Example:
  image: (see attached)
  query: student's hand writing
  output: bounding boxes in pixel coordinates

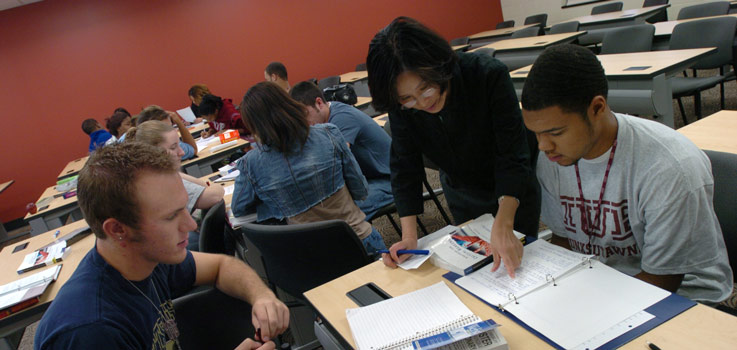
[234,338,275,350]
[202,129,212,138]
[251,296,289,342]
[489,223,523,278]
[381,238,418,268]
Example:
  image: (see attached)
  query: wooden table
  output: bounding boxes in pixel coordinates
[340,71,370,97]
[0,220,94,340]
[373,113,388,127]
[510,48,717,128]
[652,13,737,50]
[467,24,539,46]
[678,110,737,154]
[23,184,83,236]
[56,156,88,181]
[554,4,670,45]
[305,260,737,350]
[471,31,586,70]
[181,138,249,178]
[185,122,208,139]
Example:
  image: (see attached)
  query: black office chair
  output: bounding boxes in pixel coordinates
[199,199,231,254]
[496,20,515,29]
[548,21,580,34]
[643,0,669,23]
[173,287,255,350]
[669,17,737,124]
[355,63,367,71]
[704,150,737,281]
[524,13,547,27]
[677,1,729,19]
[450,36,470,46]
[510,26,541,38]
[474,47,496,57]
[600,24,655,54]
[317,76,341,91]
[591,1,623,15]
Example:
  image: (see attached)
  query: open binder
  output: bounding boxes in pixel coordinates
[444,240,696,350]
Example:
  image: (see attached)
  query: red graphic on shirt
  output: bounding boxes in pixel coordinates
[560,195,633,241]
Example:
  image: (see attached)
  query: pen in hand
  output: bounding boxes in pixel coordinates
[377,249,430,255]
[646,341,661,350]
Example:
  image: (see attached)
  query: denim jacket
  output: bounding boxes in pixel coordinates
[232,124,368,221]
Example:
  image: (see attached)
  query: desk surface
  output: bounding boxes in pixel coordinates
[305,260,737,349]
[468,24,538,40]
[57,156,88,180]
[23,183,79,221]
[185,122,208,136]
[471,31,586,53]
[653,13,737,37]
[355,96,372,108]
[373,113,388,127]
[180,138,249,168]
[340,71,368,83]
[557,4,669,27]
[0,180,13,194]
[510,48,716,80]
[0,220,94,332]
[199,172,235,207]
[678,110,737,154]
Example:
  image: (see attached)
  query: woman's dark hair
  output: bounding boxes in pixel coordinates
[367,16,458,112]
[113,107,131,117]
[240,82,309,155]
[105,111,130,137]
[199,94,224,116]
[521,44,608,118]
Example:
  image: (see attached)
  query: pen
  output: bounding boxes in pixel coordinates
[646,341,661,350]
[377,249,430,255]
[54,230,60,238]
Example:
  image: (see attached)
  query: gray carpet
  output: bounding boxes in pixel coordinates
[14,72,736,350]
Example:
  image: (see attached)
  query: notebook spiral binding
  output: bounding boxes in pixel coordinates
[545,274,557,286]
[373,314,478,350]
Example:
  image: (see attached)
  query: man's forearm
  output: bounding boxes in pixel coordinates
[216,256,276,304]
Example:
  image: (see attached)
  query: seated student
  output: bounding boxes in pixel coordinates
[199,94,249,138]
[105,110,133,141]
[81,118,114,152]
[232,82,387,255]
[290,81,394,220]
[137,105,198,160]
[125,120,225,251]
[187,84,210,123]
[521,44,732,304]
[34,142,288,349]
[264,61,290,92]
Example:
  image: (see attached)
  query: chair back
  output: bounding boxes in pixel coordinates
[670,16,737,69]
[524,13,548,27]
[199,200,228,254]
[355,63,367,71]
[450,36,470,46]
[318,76,341,91]
[592,1,623,15]
[677,1,729,20]
[511,26,541,38]
[240,220,373,302]
[704,150,737,280]
[549,21,580,34]
[601,24,655,54]
[643,0,669,23]
[496,20,515,29]
[475,47,496,57]
[174,287,255,350]
[643,0,667,6]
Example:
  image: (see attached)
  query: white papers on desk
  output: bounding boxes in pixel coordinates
[223,184,235,196]
[215,170,240,182]
[195,135,219,150]
[456,240,670,349]
[176,106,196,123]
[0,265,62,310]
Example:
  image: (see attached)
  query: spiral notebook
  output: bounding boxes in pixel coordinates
[346,281,492,350]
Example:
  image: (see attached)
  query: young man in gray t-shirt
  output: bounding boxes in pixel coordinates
[519,44,732,305]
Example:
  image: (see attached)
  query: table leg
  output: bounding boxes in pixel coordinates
[183,164,204,178]
[28,217,49,236]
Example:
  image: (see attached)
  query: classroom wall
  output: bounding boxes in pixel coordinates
[500,0,705,26]
[0,0,503,223]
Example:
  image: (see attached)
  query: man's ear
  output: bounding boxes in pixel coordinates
[589,95,608,119]
[101,218,129,243]
[315,97,326,109]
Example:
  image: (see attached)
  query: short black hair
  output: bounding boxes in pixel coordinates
[265,61,288,80]
[367,16,458,113]
[289,81,324,107]
[113,107,131,117]
[521,44,608,117]
[198,94,224,116]
[81,118,99,135]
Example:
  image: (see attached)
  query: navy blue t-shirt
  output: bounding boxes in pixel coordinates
[328,102,391,179]
[34,247,196,350]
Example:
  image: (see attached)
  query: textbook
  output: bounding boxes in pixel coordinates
[448,240,694,350]
[401,214,525,275]
[0,265,62,318]
[17,242,70,274]
[346,282,507,350]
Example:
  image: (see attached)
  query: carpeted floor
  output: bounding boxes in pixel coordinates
[14,72,737,349]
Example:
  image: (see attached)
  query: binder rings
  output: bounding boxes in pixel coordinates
[444,240,696,350]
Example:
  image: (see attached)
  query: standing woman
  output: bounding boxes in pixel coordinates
[367,17,540,276]
[231,82,387,255]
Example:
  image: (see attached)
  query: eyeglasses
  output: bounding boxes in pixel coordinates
[401,87,437,109]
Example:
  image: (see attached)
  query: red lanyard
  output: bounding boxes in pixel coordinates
[574,139,617,249]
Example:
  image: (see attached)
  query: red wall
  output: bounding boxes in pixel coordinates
[0,0,502,223]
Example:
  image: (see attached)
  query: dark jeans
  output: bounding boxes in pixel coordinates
[439,171,541,238]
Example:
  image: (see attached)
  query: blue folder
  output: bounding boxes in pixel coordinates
[444,271,696,350]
